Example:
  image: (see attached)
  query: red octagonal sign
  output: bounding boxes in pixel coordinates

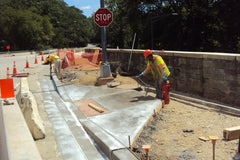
[94,8,113,27]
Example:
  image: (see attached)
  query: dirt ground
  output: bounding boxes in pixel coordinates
[60,66,240,160]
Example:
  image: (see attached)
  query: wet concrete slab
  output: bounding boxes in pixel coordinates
[87,100,162,147]
[52,75,162,149]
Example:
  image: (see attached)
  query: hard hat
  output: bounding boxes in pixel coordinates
[144,49,152,59]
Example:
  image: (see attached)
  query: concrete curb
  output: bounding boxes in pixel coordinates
[0,98,42,160]
[81,119,139,160]
[0,100,9,160]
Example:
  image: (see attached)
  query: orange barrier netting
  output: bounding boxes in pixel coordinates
[57,48,102,70]
[0,78,15,99]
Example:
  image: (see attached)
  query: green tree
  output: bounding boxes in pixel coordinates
[216,0,240,52]
[0,7,54,50]
[0,0,93,51]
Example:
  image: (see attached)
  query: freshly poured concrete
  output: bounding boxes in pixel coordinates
[40,78,105,160]
[52,75,162,159]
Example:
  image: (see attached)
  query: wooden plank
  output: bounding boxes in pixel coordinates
[223,126,240,140]
[88,103,104,113]
[198,136,210,141]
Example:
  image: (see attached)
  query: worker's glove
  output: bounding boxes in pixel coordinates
[138,73,143,78]
[163,77,168,82]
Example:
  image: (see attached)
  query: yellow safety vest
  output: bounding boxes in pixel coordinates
[146,55,170,79]
[44,55,60,63]
[50,55,59,62]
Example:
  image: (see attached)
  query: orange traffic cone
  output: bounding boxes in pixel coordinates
[13,61,17,76]
[26,57,29,68]
[41,55,44,61]
[7,67,10,78]
[34,55,38,64]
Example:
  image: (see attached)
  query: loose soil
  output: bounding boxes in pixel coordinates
[60,66,240,160]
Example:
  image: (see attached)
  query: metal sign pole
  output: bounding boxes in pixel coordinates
[101,27,107,63]
[99,0,111,77]
[100,0,106,61]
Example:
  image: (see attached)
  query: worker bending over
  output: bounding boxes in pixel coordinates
[138,49,170,99]
[44,55,60,64]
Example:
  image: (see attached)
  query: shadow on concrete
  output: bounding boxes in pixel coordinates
[130,96,155,102]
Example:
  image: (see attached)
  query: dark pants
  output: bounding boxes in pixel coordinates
[156,78,163,99]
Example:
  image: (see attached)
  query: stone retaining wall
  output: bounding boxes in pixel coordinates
[106,49,240,108]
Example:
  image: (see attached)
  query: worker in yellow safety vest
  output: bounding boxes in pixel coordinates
[138,49,170,99]
[44,55,60,64]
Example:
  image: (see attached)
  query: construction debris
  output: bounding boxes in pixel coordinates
[3,99,14,105]
[198,136,210,141]
[12,73,29,77]
[95,77,114,86]
[183,129,194,133]
[107,80,120,88]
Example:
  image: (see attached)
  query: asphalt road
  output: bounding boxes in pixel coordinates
[0,52,41,86]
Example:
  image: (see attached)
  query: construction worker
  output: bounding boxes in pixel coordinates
[44,55,59,64]
[138,49,170,99]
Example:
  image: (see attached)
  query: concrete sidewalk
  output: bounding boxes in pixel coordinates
[51,75,162,159]
[36,62,163,159]
[36,64,139,159]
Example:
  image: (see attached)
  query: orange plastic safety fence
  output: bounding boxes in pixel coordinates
[57,48,102,70]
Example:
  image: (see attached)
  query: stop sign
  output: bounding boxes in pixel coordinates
[94,8,113,27]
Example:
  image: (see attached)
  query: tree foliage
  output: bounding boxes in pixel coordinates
[104,0,240,53]
[0,0,92,51]
[1,0,240,53]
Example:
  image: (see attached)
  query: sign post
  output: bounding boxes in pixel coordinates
[95,0,113,77]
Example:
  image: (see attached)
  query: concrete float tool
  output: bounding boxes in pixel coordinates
[135,77,150,96]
